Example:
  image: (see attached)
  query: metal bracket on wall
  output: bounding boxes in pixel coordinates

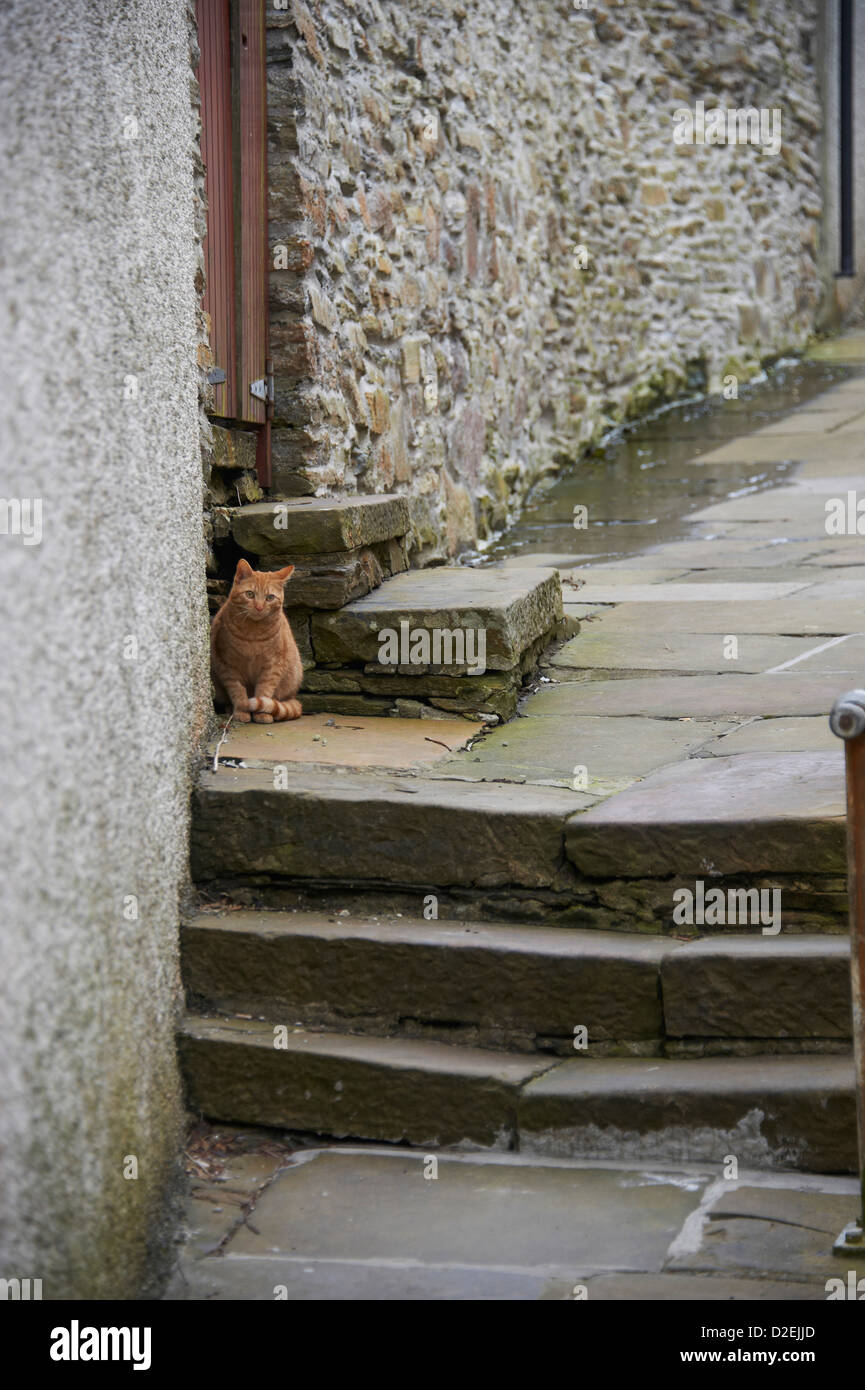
[249,367,273,405]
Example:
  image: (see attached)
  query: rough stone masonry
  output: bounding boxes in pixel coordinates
[265,0,823,560]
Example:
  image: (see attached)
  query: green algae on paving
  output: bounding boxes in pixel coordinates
[806,331,865,362]
[427,713,736,788]
[528,672,851,719]
[570,580,809,604]
[564,598,864,633]
[548,631,853,675]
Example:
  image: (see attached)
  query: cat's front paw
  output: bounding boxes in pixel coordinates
[252,712,273,723]
[233,708,251,723]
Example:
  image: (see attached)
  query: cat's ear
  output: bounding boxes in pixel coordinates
[235,558,254,580]
[274,565,295,584]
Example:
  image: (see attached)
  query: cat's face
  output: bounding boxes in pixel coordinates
[230,558,294,621]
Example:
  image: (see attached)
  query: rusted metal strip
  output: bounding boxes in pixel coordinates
[197,0,236,418]
[237,0,268,433]
[830,689,865,1256]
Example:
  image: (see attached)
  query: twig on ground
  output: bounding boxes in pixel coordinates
[212,714,235,774]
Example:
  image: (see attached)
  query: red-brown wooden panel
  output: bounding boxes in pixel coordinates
[198,0,236,418]
[237,0,268,429]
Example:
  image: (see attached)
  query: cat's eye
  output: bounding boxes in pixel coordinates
[244,589,255,597]
[266,594,277,601]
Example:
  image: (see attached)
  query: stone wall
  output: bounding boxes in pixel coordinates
[0,0,211,1298]
[266,0,823,560]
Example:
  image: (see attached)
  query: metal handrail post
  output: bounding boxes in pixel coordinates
[830,689,865,1256]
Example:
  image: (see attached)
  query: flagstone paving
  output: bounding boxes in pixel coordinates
[166,1128,861,1301]
[183,349,865,1296]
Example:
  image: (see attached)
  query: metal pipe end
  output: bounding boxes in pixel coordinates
[830,689,865,740]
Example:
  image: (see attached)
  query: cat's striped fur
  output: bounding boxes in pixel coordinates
[211,558,303,724]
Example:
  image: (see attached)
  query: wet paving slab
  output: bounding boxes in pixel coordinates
[483,357,858,567]
[166,1127,859,1301]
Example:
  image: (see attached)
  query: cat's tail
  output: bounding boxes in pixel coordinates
[247,695,302,721]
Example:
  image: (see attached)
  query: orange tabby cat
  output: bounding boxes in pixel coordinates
[211,558,303,723]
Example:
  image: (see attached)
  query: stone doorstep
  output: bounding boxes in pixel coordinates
[210,424,258,473]
[229,495,411,557]
[177,1018,856,1171]
[257,536,409,610]
[182,913,853,1047]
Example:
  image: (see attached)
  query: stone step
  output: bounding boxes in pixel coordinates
[182,912,853,1052]
[310,566,562,671]
[191,762,848,930]
[297,565,565,719]
[661,935,851,1044]
[191,768,586,895]
[178,1016,856,1171]
[181,912,670,1052]
[178,1015,549,1148]
[518,1055,856,1174]
[565,751,846,878]
[223,496,412,610]
[229,495,410,558]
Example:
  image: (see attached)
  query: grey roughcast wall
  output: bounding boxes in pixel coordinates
[0,0,210,1297]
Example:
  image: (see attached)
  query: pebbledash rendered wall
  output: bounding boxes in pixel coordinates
[266,0,824,559]
[0,1,210,1297]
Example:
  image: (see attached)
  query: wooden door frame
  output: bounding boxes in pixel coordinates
[198,0,271,485]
